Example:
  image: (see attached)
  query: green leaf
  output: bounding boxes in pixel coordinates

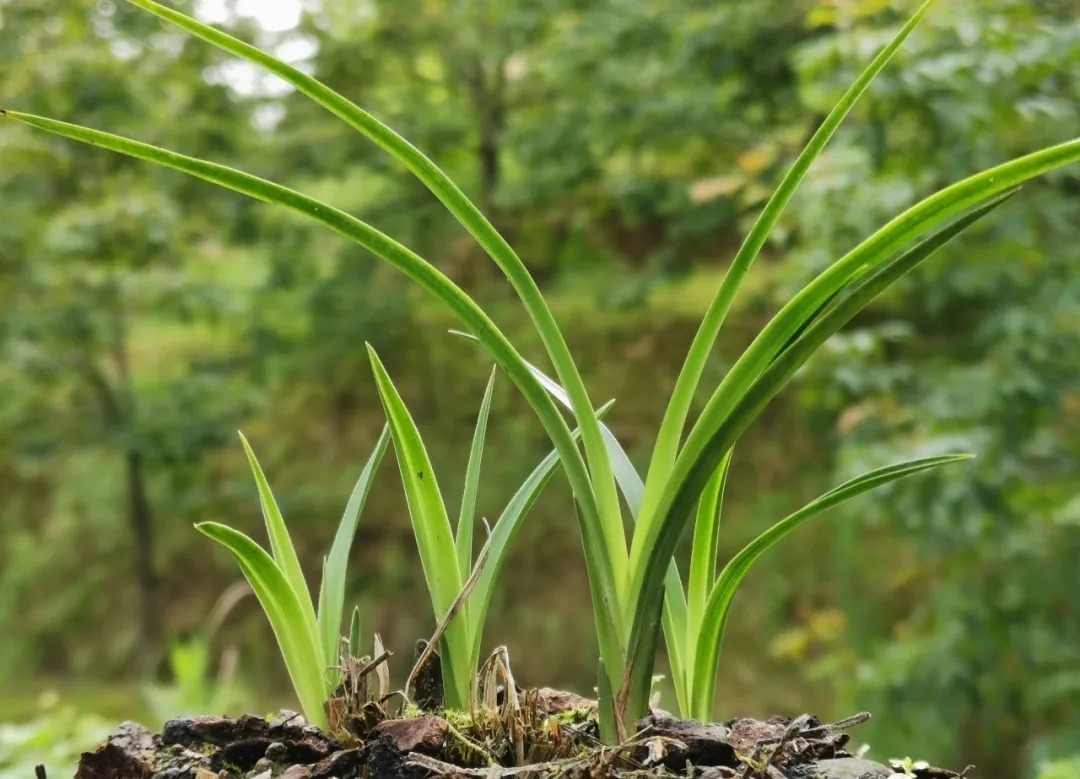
[640,0,938,519]
[120,0,626,627]
[689,191,1019,513]
[661,559,690,717]
[0,108,626,685]
[366,345,470,709]
[317,562,330,676]
[237,433,317,631]
[686,453,731,658]
[680,160,1071,506]
[625,184,1051,719]
[688,454,973,719]
[318,426,390,670]
[456,369,496,582]
[449,337,628,678]
[599,414,692,717]
[630,150,1078,647]
[503,347,702,716]
[466,443,565,680]
[195,522,326,728]
[0,111,594,534]
[349,606,361,658]
[466,398,615,669]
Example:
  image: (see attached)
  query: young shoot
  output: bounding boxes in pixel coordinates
[366,347,606,710]
[193,429,388,729]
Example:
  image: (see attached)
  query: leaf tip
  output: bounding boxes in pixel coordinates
[447,328,478,343]
[236,430,256,458]
[365,344,387,375]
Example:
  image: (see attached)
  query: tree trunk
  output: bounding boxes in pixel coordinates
[125,445,159,656]
[467,58,507,219]
[105,273,160,660]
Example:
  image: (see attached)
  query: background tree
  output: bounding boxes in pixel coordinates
[779,0,1080,772]
[0,0,257,666]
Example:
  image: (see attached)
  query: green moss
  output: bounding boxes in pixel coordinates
[401,703,425,719]
[442,717,495,767]
[550,707,593,725]
[441,707,475,730]
[218,759,244,776]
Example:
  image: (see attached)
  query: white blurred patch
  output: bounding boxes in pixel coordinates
[197,0,301,33]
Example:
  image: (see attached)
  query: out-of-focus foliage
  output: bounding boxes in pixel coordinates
[0,0,1076,774]
[0,694,110,779]
[141,582,251,724]
[141,635,247,725]
[781,0,1080,773]
[0,0,259,672]
[1035,755,1080,779]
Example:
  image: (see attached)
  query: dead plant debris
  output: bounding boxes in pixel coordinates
[71,640,969,779]
[73,702,970,779]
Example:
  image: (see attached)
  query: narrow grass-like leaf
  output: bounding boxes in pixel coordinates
[596,422,695,717]
[661,561,690,716]
[625,187,1040,716]
[686,191,1020,512]
[0,109,626,683]
[666,189,1008,716]
[639,158,1076,602]
[466,399,614,670]
[456,369,496,582]
[318,426,390,669]
[237,433,317,627]
[118,0,626,603]
[349,607,361,658]
[317,562,331,682]
[601,425,642,520]
[467,445,563,672]
[678,150,1076,507]
[450,334,629,672]
[686,453,731,654]
[195,522,326,727]
[366,345,471,708]
[497,345,704,718]
[0,111,594,528]
[688,454,972,719]
[641,0,937,517]
[634,3,956,572]
[499,345,699,715]
[601,419,691,717]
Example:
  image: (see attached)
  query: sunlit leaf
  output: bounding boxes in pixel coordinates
[195,522,326,727]
[318,426,390,670]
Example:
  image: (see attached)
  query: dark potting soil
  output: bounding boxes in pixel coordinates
[63,702,973,779]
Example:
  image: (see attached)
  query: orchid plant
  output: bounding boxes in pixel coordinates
[5,0,1079,741]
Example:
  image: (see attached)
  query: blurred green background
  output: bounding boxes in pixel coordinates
[1,0,1078,777]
